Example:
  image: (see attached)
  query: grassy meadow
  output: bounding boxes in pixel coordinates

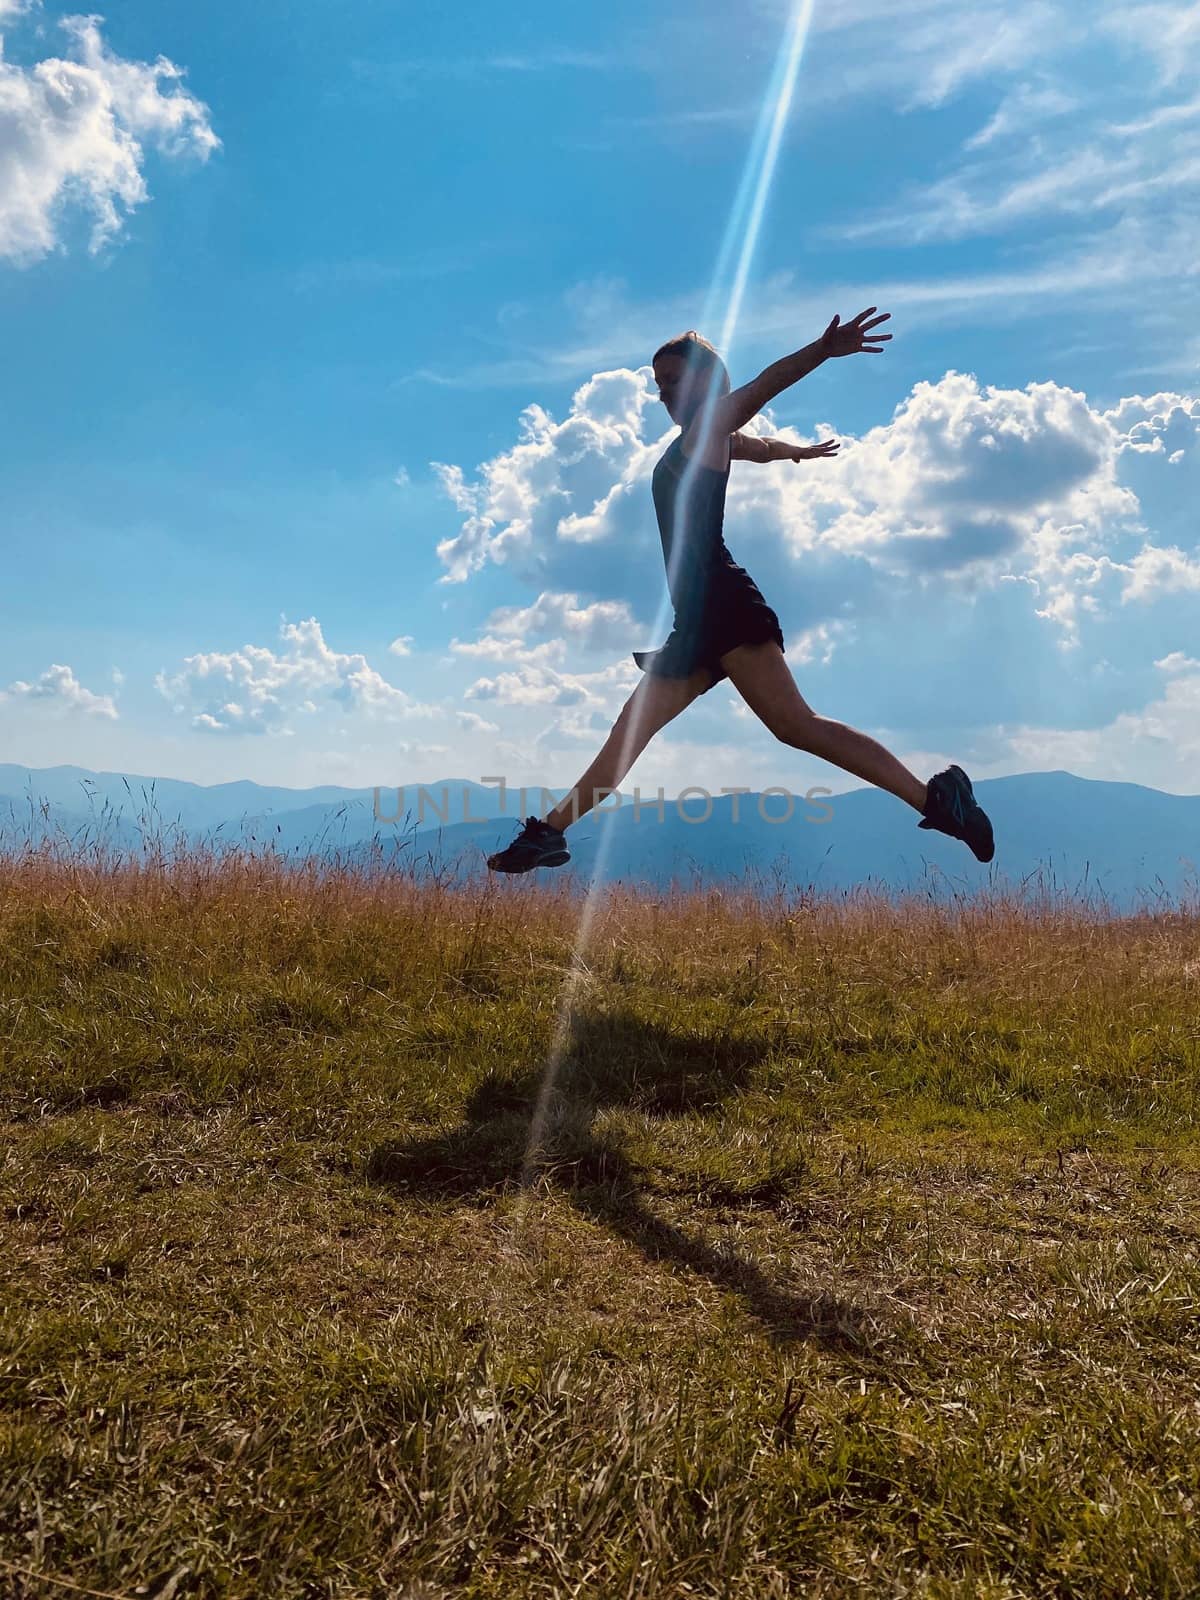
[2,839,1199,1598]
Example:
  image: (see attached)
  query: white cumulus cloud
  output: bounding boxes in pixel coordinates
[462,654,640,757]
[1120,545,1200,601]
[447,585,643,679]
[1105,392,1200,455]
[2,661,118,717]
[434,368,1147,656]
[465,665,592,709]
[433,367,659,585]
[0,13,218,265]
[155,617,442,736]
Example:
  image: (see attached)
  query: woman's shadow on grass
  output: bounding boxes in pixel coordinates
[365,1008,877,1351]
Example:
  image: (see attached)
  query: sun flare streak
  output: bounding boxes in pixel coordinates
[513,0,817,1229]
[711,0,816,352]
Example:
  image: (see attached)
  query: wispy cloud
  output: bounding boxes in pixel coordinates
[815,0,1200,251]
[1109,95,1200,137]
[348,47,626,96]
[482,49,616,73]
[759,0,1199,111]
[749,0,1076,111]
[579,104,758,147]
[292,237,521,293]
[1099,2,1200,85]
[964,81,1078,150]
[397,212,1198,392]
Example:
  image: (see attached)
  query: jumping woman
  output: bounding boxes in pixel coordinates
[487,308,994,872]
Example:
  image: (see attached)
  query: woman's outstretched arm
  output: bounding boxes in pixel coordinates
[713,307,891,436]
[730,433,840,464]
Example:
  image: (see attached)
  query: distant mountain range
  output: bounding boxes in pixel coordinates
[2,762,1197,911]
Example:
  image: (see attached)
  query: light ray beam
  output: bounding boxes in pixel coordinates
[512,0,819,1231]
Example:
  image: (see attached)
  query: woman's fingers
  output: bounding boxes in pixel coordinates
[840,307,893,326]
[825,307,892,352]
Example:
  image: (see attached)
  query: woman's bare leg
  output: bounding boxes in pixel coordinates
[544,666,715,833]
[721,640,927,812]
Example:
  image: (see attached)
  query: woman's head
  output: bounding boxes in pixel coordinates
[652,331,730,426]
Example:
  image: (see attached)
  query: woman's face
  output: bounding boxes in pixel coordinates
[653,353,708,426]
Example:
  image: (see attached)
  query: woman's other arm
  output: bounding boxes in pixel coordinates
[730,433,840,464]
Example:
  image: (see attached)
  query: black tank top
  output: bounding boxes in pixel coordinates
[650,435,735,620]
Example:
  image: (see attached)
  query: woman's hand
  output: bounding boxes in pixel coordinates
[818,307,892,358]
[788,439,840,461]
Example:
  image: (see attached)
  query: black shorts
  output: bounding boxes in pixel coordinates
[633,568,785,694]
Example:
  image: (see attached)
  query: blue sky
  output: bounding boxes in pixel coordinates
[1,0,1197,796]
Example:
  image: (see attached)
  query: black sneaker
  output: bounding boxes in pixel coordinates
[487,816,571,873]
[918,764,995,863]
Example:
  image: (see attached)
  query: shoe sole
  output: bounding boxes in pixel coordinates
[487,851,571,872]
[967,826,995,864]
[966,832,998,870]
